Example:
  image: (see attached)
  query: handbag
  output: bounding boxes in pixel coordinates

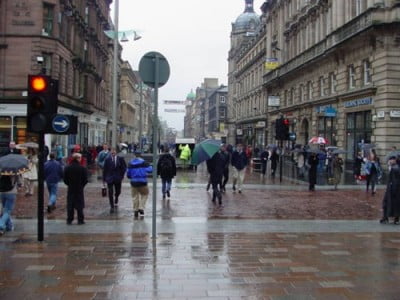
[101,185,107,197]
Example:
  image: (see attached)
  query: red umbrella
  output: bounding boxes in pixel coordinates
[308,136,329,145]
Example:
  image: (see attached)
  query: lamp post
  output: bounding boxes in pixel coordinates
[139,82,143,151]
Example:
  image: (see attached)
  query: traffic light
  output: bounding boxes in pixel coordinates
[27,75,58,132]
[275,117,290,140]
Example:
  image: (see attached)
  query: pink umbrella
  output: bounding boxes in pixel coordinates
[308,136,329,145]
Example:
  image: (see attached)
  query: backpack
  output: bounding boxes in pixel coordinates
[0,175,14,192]
[160,156,173,176]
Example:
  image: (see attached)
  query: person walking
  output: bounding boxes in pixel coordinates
[0,174,21,235]
[127,151,153,218]
[231,143,248,193]
[44,153,63,213]
[270,149,279,177]
[55,143,64,163]
[380,156,400,224]
[220,144,231,193]
[97,143,109,169]
[23,148,38,196]
[103,148,127,213]
[157,147,176,200]
[308,152,319,191]
[179,144,191,169]
[63,153,88,225]
[331,154,344,190]
[260,146,270,176]
[365,150,382,195]
[206,150,226,204]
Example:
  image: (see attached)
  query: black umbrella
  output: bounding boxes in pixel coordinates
[306,149,325,155]
[332,149,348,155]
[0,154,29,175]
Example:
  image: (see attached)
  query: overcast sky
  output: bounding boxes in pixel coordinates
[113,0,265,132]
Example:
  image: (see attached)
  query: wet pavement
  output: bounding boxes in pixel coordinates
[1,164,399,299]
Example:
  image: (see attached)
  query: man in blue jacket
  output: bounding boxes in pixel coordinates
[126,151,153,218]
[231,143,248,193]
[44,153,63,213]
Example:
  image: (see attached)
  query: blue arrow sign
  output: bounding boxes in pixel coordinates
[52,115,70,133]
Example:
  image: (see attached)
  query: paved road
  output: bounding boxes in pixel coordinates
[1,164,399,299]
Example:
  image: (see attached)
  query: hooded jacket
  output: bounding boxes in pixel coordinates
[126,157,153,187]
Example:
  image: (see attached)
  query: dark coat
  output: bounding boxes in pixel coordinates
[157,153,176,179]
[63,160,88,208]
[231,151,248,170]
[260,150,269,165]
[308,155,319,185]
[2,148,21,156]
[207,152,226,184]
[270,151,279,170]
[387,165,400,217]
[44,159,63,184]
[102,155,127,184]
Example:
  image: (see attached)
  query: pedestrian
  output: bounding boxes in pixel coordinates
[380,156,400,224]
[220,144,231,193]
[307,152,319,191]
[0,174,21,235]
[331,154,343,190]
[55,143,64,163]
[67,145,87,167]
[23,148,38,196]
[1,141,21,156]
[44,153,63,213]
[270,148,279,177]
[97,143,109,170]
[103,147,127,213]
[127,151,153,218]
[365,150,382,195]
[179,144,191,169]
[63,153,88,225]
[157,147,176,200]
[296,149,306,178]
[206,150,226,204]
[353,151,364,181]
[260,146,270,176]
[231,143,248,193]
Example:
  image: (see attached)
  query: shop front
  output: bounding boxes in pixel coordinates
[315,105,338,147]
[0,103,38,152]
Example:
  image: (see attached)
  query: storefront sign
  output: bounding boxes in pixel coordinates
[324,107,337,117]
[265,58,279,70]
[344,97,373,108]
[256,121,266,128]
[377,111,385,118]
[390,110,400,118]
[268,96,280,107]
[0,104,26,115]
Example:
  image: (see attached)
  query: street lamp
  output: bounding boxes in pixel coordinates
[106,0,142,148]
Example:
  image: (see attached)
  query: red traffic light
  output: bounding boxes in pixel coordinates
[29,75,48,93]
[283,118,289,126]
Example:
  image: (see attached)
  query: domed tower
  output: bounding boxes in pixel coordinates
[231,0,260,49]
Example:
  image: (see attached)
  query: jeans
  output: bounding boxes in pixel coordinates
[0,193,16,231]
[161,178,172,195]
[46,182,58,206]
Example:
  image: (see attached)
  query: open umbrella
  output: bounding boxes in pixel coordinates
[0,154,29,175]
[17,142,39,149]
[306,149,326,155]
[385,151,400,162]
[332,149,348,155]
[191,139,221,165]
[308,136,329,145]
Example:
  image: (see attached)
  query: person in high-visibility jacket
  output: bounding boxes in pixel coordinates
[179,144,191,166]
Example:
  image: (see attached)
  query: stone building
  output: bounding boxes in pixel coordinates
[262,0,400,170]
[183,90,196,138]
[227,0,268,148]
[207,85,228,141]
[0,0,112,152]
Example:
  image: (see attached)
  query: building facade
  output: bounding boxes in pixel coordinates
[207,85,228,141]
[0,0,112,153]
[262,0,400,170]
[227,0,268,148]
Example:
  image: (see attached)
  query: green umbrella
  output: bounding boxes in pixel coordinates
[191,139,221,165]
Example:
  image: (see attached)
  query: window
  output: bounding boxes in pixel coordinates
[299,84,304,103]
[42,53,52,76]
[348,65,356,89]
[43,3,54,36]
[319,76,325,97]
[329,73,336,94]
[307,81,313,100]
[363,59,372,85]
[220,96,226,103]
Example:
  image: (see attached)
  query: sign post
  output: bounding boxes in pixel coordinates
[139,52,170,240]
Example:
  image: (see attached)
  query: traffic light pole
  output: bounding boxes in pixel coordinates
[37,132,45,241]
